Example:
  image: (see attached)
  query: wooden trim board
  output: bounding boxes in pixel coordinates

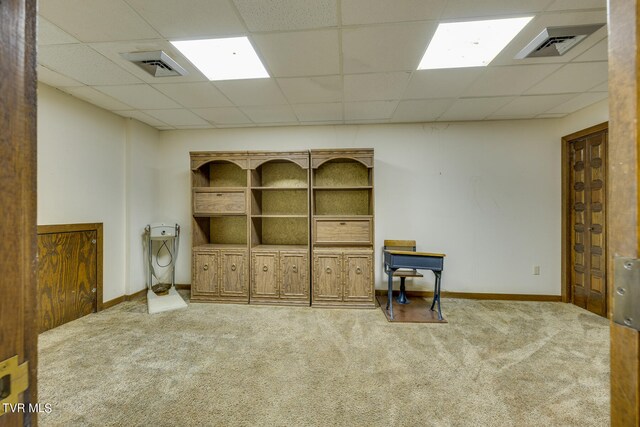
[37,222,105,311]
[374,289,562,302]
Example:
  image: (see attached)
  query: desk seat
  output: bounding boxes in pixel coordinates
[392,270,423,278]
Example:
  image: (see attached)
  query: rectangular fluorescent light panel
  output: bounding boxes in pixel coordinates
[171,37,269,81]
[418,17,533,70]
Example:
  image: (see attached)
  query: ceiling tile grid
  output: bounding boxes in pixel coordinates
[36,0,608,129]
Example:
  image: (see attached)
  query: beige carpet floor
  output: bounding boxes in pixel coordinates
[38,293,610,426]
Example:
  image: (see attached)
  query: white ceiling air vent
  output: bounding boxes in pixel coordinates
[515,24,605,59]
[120,51,188,77]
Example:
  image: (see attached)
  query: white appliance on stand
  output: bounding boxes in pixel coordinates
[144,223,187,314]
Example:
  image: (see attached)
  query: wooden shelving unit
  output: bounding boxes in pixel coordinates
[189,149,374,309]
[190,152,250,303]
[249,152,310,306]
[310,149,375,308]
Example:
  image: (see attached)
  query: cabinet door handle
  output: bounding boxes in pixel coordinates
[340,222,346,225]
[326,267,332,274]
[216,193,223,196]
[292,265,298,273]
[356,267,362,275]
[203,264,209,271]
[231,264,237,271]
[263,265,269,272]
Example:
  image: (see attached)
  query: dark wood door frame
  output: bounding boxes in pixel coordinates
[561,122,609,309]
[37,223,104,312]
[0,0,38,424]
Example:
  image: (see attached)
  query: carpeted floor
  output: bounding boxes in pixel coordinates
[38,293,610,426]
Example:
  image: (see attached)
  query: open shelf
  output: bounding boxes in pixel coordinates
[313,186,372,190]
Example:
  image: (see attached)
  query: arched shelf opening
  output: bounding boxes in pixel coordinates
[193,160,247,189]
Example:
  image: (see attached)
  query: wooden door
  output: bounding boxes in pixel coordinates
[279,252,308,300]
[609,1,640,424]
[192,250,219,297]
[568,128,608,316]
[220,251,248,297]
[343,252,373,302]
[0,0,38,423]
[252,252,278,298]
[313,252,342,302]
[38,230,97,332]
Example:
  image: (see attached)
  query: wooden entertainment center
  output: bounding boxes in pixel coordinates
[190,149,374,308]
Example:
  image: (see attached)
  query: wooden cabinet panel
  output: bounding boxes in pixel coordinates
[220,251,248,297]
[252,252,279,298]
[313,252,342,301]
[280,252,308,299]
[193,190,246,215]
[38,230,97,332]
[192,250,219,297]
[343,252,373,302]
[314,218,372,245]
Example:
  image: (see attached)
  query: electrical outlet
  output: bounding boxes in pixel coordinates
[533,265,540,275]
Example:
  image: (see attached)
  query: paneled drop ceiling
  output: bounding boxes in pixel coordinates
[37,0,608,129]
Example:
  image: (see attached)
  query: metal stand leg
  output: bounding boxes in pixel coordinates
[387,268,396,320]
[430,271,443,320]
[396,277,409,304]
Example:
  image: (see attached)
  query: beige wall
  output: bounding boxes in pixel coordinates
[37,82,609,298]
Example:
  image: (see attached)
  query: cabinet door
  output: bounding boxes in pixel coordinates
[280,252,308,300]
[220,250,248,297]
[192,250,219,297]
[313,252,342,301]
[252,252,279,298]
[344,252,373,302]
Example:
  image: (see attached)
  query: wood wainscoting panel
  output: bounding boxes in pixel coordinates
[37,225,101,333]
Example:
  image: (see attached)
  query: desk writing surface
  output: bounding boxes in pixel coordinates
[384,250,446,258]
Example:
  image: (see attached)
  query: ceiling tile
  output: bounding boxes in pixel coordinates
[300,121,343,126]
[38,18,79,45]
[491,94,575,116]
[142,109,210,126]
[240,105,298,124]
[344,72,411,101]
[439,97,515,121]
[537,113,567,118]
[89,40,208,84]
[39,44,143,86]
[63,86,133,110]
[491,11,607,66]
[544,92,608,114]
[192,107,252,125]
[253,30,339,77]
[39,0,160,42]
[344,101,398,120]
[440,0,551,19]
[152,82,232,108]
[404,68,483,99]
[391,99,455,122]
[214,79,288,106]
[463,64,562,97]
[157,126,175,130]
[174,125,216,129]
[292,103,343,121]
[525,62,608,94]
[233,0,337,31]
[95,84,182,109]
[125,0,245,38]
[589,82,608,92]
[343,22,436,74]
[37,66,84,87]
[277,76,342,104]
[116,110,169,127]
[573,37,608,62]
[546,0,606,11]
[341,0,446,25]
